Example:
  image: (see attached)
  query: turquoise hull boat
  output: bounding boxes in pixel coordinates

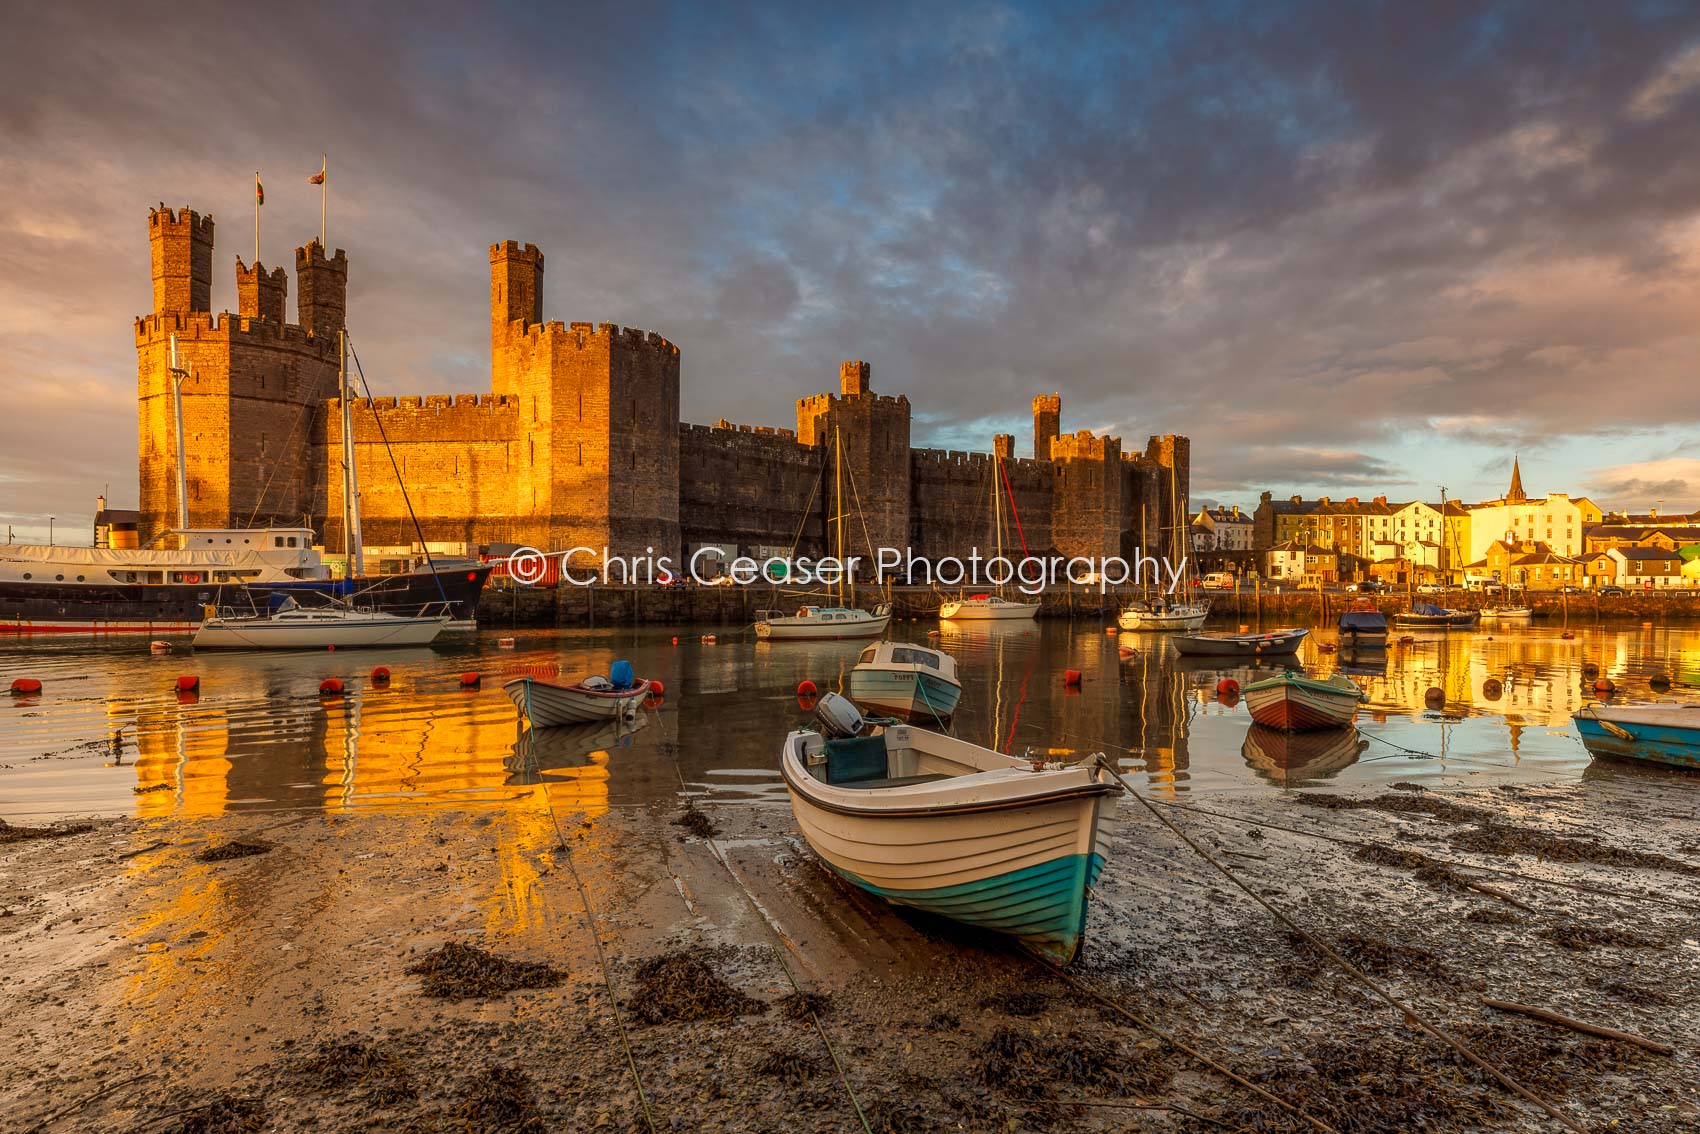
[824,851,1106,964]
[783,721,1117,966]
[848,667,963,723]
[1573,705,1700,770]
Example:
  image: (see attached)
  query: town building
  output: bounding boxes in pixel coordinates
[1465,539,1584,591]
[133,206,1190,568]
[1582,523,1700,553]
[1605,546,1687,589]
[1460,457,1601,561]
[1191,505,1254,551]
[1264,540,1338,585]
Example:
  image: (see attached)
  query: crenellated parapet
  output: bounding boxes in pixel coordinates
[1050,429,1122,463]
[149,206,215,315]
[235,257,288,324]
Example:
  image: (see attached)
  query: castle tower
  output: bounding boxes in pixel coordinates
[491,241,544,398]
[235,257,288,324]
[1033,393,1060,461]
[841,360,870,396]
[797,361,911,559]
[149,206,214,315]
[136,207,343,542]
[992,433,1015,461]
[295,240,348,341]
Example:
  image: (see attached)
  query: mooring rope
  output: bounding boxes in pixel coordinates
[520,732,660,1134]
[1093,755,1590,1134]
[665,750,874,1134]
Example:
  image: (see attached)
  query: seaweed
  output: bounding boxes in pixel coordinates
[145,1095,265,1134]
[405,942,564,1000]
[752,1046,822,1085]
[627,951,765,1024]
[776,989,832,1021]
[195,840,272,862]
[1449,824,1700,876]
[1541,921,1665,951]
[0,819,95,844]
[979,989,1050,1017]
[457,1064,548,1133]
[288,1037,416,1104]
[672,804,718,839]
[1295,792,1490,823]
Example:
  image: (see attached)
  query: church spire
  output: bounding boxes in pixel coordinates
[1507,454,1526,504]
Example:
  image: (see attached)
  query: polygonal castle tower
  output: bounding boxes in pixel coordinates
[135,206,347,540]
[796,362,913,558]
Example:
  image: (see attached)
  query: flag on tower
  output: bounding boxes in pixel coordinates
[255,174,265,205]
[309,161,325,186]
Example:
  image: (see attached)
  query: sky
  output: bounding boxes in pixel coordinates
[4,1,1700,542]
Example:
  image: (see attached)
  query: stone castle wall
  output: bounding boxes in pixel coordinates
[134,206,1187,566]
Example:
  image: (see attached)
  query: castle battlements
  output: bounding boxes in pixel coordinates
[148,206,215,240]
[506,318,680,356]
[1051,429,1122,463]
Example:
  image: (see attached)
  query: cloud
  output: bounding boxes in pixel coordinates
[5,2,1700,541]
[1586,457,1700,508]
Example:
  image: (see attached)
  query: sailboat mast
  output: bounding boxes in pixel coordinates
[339,329,364,578]
[167,334,190,531]
[834,426,845,607]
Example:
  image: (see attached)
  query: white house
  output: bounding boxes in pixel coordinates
[1606,547,1687,589]
[1193,505,1255,551]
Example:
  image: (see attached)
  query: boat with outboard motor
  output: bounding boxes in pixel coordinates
[781,693,1117,965]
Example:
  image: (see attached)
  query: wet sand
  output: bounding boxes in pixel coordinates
[4,771,1697,1133]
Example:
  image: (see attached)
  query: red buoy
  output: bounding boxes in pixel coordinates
[671,636,679,645]
[1424,687,1445,704]
[1063,669,1083,686]
[460,672,481,688]
[10,677,42,696]
[327,644,336,652]
[175,675,199,692]
[1399,635,1416,645]
[797,679,818,697]
[371,666,391,683]
[1482,678,1503,701]
[1560,631,1575,640]
[1216,678,1240,697]
[648,678,666,696]
[1594,677,1615,694]
[319,677,344,695]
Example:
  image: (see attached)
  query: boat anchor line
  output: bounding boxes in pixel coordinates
[1089,754,1592,1134]
[664,754,874,1134]
[516,741,661,1134]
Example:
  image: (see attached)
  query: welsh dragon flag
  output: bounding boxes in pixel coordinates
[255,174,264,206]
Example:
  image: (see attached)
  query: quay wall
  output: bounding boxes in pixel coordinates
[476,585,1700,628]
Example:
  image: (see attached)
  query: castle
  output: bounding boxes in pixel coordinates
[136,207,1190,568]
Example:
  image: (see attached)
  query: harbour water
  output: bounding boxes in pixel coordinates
[5,619,1694,821]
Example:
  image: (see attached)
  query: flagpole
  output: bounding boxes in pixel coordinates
[319,154,327,250]
[254,170,260,265]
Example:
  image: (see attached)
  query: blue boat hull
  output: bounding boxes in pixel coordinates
[826,851,1105,965]
[1574,717,1700,771]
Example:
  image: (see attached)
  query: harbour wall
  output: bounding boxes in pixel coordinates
[474,585,1700,628]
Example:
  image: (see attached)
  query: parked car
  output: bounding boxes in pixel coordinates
[1597,585,1627,596]
[1559,585,1583,594]
[1415,583,1446,595]
[1200,572,1236,590]
[1346,580,1384,594]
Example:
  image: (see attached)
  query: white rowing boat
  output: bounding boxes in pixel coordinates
[781,706,1117,965]
[504,665,652,726]
[756,603,892,640]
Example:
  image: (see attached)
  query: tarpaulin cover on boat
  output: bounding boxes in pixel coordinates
[1411,603,1448,616]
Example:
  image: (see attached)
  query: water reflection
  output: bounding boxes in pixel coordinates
[4,620,1698,820]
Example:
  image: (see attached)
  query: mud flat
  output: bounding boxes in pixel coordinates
[2,773,1697,1133]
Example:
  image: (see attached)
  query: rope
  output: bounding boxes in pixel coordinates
[998,457,1031,557]
[1041,962,1337,1132]
[242,396,315,529]
[517,732,659,1133]
[1094,756,1590,1134]
[666,754,873,1134]
[344,336,450,606]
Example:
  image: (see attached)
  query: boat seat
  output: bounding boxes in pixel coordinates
[823,736,891,784]
[839,773,952,790]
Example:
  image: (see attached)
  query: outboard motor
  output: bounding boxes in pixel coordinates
[813,692,865,738]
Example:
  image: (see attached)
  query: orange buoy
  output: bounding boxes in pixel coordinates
[796,691,818,711]
[1217,689,1240,708]
[10,677,42,696]
[1063,669,1083,686]
[498,637,516,649]
[1424,687,1445,705]
[175,675,199,692]
[370,666,391,683]
[1239,624,1250,634]
[648,678,666,696]
[327,644,336,652]
[1216,678,1240,697]
[175,688,198,704]
[150,640,172,654]
[318,677,344,695]
[1642,621,1653,629]
[797,679,817,697]
[1399,635,1415,645]
[1560,631,1574,640]
[460,672,481,688]
[1594,677,1615,694]
[1482,678,1503,700]
[671,636,679,645]
[1650,673,1672,692]
[1104,626,1117,635]
[1581,662,1599,677]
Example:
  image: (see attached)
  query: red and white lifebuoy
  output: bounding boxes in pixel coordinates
[183,573,201,585]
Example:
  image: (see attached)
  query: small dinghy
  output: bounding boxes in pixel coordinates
[504,660,652,727]
[849,641,963,723]
[1337,609,1388,643]
[781,694,1117,965]
[1572,703,1700,770]
[1242,671,1366,730]
[1393,603,1480,627]
[1171,628,1308,657]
